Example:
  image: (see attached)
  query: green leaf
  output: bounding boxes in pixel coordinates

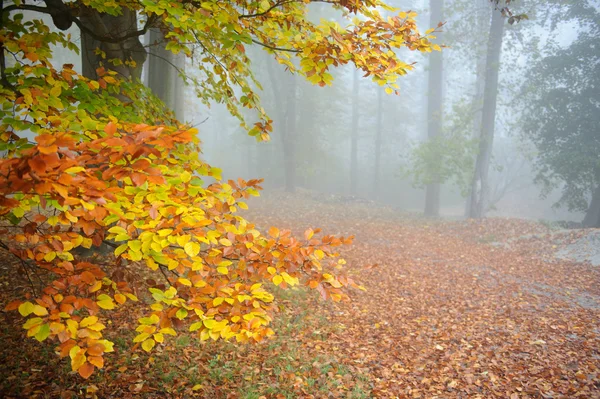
[175,308,188,320]
[34,323,50,342]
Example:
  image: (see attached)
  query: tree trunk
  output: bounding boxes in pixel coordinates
[350,69,359,195]
[283,75,297,193]
[424,0,444,217]
[583,181,600,228]
[373,87,383,198]
[147,29,185,121]
[80,7,145,81]
[464,0,491,217]
[467,7,504,219]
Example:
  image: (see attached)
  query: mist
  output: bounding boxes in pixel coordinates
[177,0,597,226]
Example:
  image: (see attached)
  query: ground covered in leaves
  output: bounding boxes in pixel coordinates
[1,190,599,398]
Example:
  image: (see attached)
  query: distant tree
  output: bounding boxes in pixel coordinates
[424,0,444,217]
[467,5,505,218]
[521,7,600,227]
[350,69,360,195]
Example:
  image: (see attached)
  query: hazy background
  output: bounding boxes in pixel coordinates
[44,0,598,223]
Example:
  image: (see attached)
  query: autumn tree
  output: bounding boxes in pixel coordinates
[0,0,438,379]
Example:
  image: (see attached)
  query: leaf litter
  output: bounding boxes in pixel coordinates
[1,189,598,398]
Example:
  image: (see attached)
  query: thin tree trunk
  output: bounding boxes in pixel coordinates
[424,0,444,217]
[147,29,185,121]
[464,0,491,217]
[264,58,285,186]
[373,88,383,198]
[283,75,297,192]
[468,6,504,219]
[350,69,359,195]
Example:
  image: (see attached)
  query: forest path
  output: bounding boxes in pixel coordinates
[247,191,600,398]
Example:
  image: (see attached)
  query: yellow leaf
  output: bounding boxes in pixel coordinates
[213,297,224,306]
[219,238,232,246]
[65,166,85,174]
[192,384,203,391]
[281,272,298,286]
[18,302,34,316]
[176,235,191,247]
[385,87,393,95]
[267,266,276,275]
[184,241,200,257]
[23,317,43,330]
[159,327,177,336]
[217,266,229,275]
[189,321,203,332]
[89,280,102,293]
[97,299,115,310]
[177,278,192,286]
[141,338,155,352]
[32,304,48,316]
[272,275,283,286]
[80,316,98,328]
[153,333,164,343]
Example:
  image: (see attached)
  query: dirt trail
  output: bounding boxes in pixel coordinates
[247,192,600,398]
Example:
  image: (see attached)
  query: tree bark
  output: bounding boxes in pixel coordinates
[147,29,185,121]
[424,0,444,217]
[373,87,383,198]
[464,0,491,217]
[350,69,359,195]
[80,7,145,81]
[467,6,504,219]
[583,181,600,228]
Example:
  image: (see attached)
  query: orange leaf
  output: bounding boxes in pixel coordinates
[88,355,104,369]
[4,300,21,311]
[78,362,94,379]
[268,226,279,238]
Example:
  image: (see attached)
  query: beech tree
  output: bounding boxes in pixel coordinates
[0,0,439,379]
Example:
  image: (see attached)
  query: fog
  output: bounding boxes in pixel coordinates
[171,0,596,226]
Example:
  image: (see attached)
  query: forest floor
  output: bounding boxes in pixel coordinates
[1,189,599,398]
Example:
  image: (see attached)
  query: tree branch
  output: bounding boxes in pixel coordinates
[2,3,157,44]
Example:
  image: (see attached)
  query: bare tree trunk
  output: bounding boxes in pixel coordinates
[80,7,145,81]
[264,58,285,187]
[283,75,297,193]
[373,88,383,198]
[147,29,185,121]
[424,0,444,217]
[468,6,504,219]
[464,0,491,217]
[350,69,359,195]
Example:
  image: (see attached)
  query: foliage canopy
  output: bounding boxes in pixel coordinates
[0,0,438,378]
